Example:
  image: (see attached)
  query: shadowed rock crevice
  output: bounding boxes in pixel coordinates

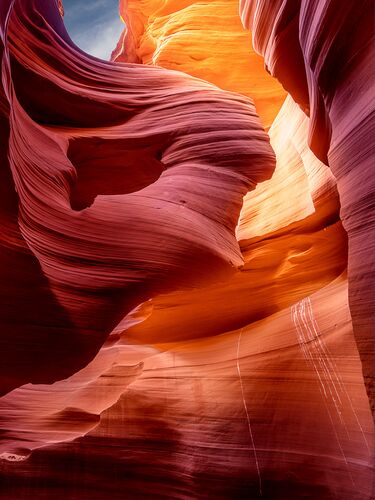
[68,137,165,210]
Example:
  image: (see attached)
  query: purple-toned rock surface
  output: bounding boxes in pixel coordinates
[0,1,374,498]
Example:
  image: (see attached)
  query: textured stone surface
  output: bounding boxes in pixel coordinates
[0,0,274,395]
[1,278,374,499]
[0,0,374,499]
[113,0,286,128]
[241,0,375,412]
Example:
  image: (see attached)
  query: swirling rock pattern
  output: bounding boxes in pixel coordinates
[1,278,374,499]
[114,0,286,128]
[0,0,374,499]
[0,0,274,395]
[241,0,375,413]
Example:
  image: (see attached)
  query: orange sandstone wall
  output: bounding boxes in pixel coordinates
[114,0,286,128]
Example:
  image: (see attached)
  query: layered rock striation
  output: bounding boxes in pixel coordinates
[0,0,374,499]
[113,0,286,128]
[240,0,375,411]
[0,0,274,395]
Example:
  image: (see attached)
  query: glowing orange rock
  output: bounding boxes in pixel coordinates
[114,0,286,128]
[237,96,339,241]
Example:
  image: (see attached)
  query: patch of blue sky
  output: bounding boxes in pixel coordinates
[62,0,124,60]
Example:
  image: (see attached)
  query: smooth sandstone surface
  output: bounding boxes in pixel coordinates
[0,0,275,395]
[1,278,374,499]
[0,0,374,499]
[113,0,286,128]
[241,0,375,412]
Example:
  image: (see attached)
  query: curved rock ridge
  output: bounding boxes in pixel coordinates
[0,0,374,499]
[0,0,275,395]
[2,278,374,499]
[0,210,349,454]
[114,0,286,128]
[240,0,375,412]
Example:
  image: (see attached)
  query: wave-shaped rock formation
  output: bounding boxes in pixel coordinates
[240,0,375,413]
[0,0,374,499]
[113,0,286,129]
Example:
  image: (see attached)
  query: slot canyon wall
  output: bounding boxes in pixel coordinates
[0,0,374,498]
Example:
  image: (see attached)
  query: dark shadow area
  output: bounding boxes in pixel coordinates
[68,137,165,210]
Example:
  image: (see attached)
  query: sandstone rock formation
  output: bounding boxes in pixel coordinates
[0,0,274,395]
[113,0,286,128]
[0,0,374,498]
[240,0,375,411]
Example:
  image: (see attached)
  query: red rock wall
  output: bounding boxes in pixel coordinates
[0,0,274,394]
[241,0,375,412]
[0,0,374,498]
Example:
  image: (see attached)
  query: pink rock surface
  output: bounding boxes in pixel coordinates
[0,0,374,498]
[0,0,274,394]
[1,278,374,499]
[240,0,375,412]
